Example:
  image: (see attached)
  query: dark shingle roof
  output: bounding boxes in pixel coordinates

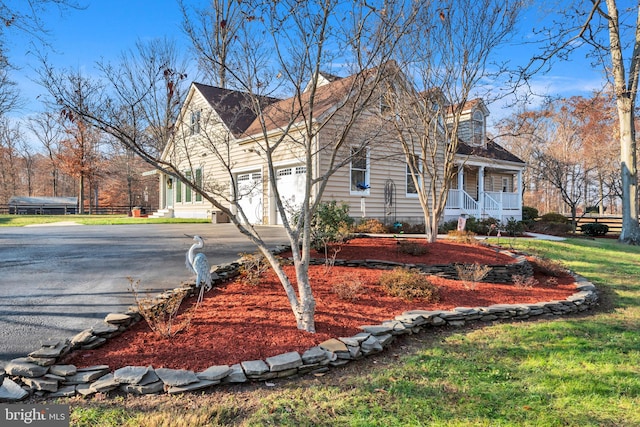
[192,83,281,138]
[457,140,524,164]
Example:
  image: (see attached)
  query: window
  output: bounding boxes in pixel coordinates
[406,155,421,196]
[502,177,510,192]
[190,111,201,135]
[471,110,484,145]
[350,147,370,194]
[380,94,391,115]
[195,168,203,202]
[185,170,192,203]
[176,179,182,203]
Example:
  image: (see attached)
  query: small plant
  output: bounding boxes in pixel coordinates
[378,268,440,301]
[531,257,567,277]
[539,212,569,224]
[352,218,388,233]
[512,274,539,289]
[239,252,270,286]
[324,245,342,273]
[503,217,525,236]
[455,263,492,290]
[129,279,197,339]
[447,230,477,244]
[581,222,609,237]
[398,241,429,256]
[332,277,363,301]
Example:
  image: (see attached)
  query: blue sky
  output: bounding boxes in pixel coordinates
[9,0,606,129]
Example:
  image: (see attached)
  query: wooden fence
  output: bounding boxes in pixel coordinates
[575,216,623,235]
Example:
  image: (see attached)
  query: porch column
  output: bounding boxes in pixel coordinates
[517,169,523,207]
[457,166,464,208]
[478,166,485,217]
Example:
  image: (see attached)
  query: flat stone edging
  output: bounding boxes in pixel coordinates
[0,248,598,402]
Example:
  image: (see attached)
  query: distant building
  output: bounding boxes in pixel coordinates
[8,197,78,215]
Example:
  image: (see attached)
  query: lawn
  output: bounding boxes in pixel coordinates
[52,238,640,426]
[0,214,210,226]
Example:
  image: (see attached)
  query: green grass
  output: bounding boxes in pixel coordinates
[57,238,640,426]
[0,214,210,226]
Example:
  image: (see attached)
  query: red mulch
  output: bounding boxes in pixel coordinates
[62,238,577,371]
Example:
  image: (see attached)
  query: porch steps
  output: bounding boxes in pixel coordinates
[148,209,173,219]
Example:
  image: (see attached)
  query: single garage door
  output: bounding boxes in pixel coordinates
[237,171,263,224]
[276,166,306,225]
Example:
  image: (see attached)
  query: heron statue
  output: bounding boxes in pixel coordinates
[185,234,212,303]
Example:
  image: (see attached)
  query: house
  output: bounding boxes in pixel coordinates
[152,68,524,225]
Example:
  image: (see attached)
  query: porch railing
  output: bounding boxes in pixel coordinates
[446,189,520,218]
[485,191,520,210]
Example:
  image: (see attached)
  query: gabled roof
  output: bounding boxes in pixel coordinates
[243,65,389,137]
[192,83,281,138]
[457,140,525,164]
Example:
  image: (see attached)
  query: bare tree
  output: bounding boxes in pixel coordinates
[27,112,64,196]
[0,116,22,202]
[384,0,526,242]
[179,0,248,88]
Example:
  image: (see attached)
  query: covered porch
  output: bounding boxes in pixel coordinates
[444,163,523,222]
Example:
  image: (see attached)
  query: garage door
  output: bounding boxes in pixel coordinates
[236,171,263,224]
[276,166,306,225]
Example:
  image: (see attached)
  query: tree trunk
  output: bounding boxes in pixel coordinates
[78,175,85,215]
[616,98,640,243]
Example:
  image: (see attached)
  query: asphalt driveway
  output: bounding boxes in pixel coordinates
[0,223,289,363]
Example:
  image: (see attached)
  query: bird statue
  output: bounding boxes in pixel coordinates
[185,234,212,303]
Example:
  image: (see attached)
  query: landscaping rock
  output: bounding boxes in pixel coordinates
[5,359,49,378]
[223,364,247,383]
[63,365,110,385]
[198,365,231,381]
[266,352,302,372]
[23,377,59,392]
[0,378,29,401]
[301,347,328,364]
[105,313,132,325]
[168,379,218,394]
[319,338,348,353]
[241,360,269,377]
[49,365,77,377]
[114,366,151,384]
[155,368,199,387]
[121,381,164,395]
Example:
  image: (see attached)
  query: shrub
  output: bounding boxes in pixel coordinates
[378,268,440,302]
[464,217,499,235]
[398,241,429,256]
[581,222,609,237]
[539,212,569,224]
[503,217,525,236]
[438,219,459,234]
[531,257,567,277]
[352,218,388,234]
[239,252,270,286]
[332,278,363,301]
[309,201,353,251]
[522,206,539,221]
[512,275,539,289]
[455,263,492,290]
[447,229,477,244]
[129,279,196,339]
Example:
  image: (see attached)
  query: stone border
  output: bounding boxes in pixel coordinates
[0,248,597,401]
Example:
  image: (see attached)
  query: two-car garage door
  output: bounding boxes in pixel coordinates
[236,166,306,225]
